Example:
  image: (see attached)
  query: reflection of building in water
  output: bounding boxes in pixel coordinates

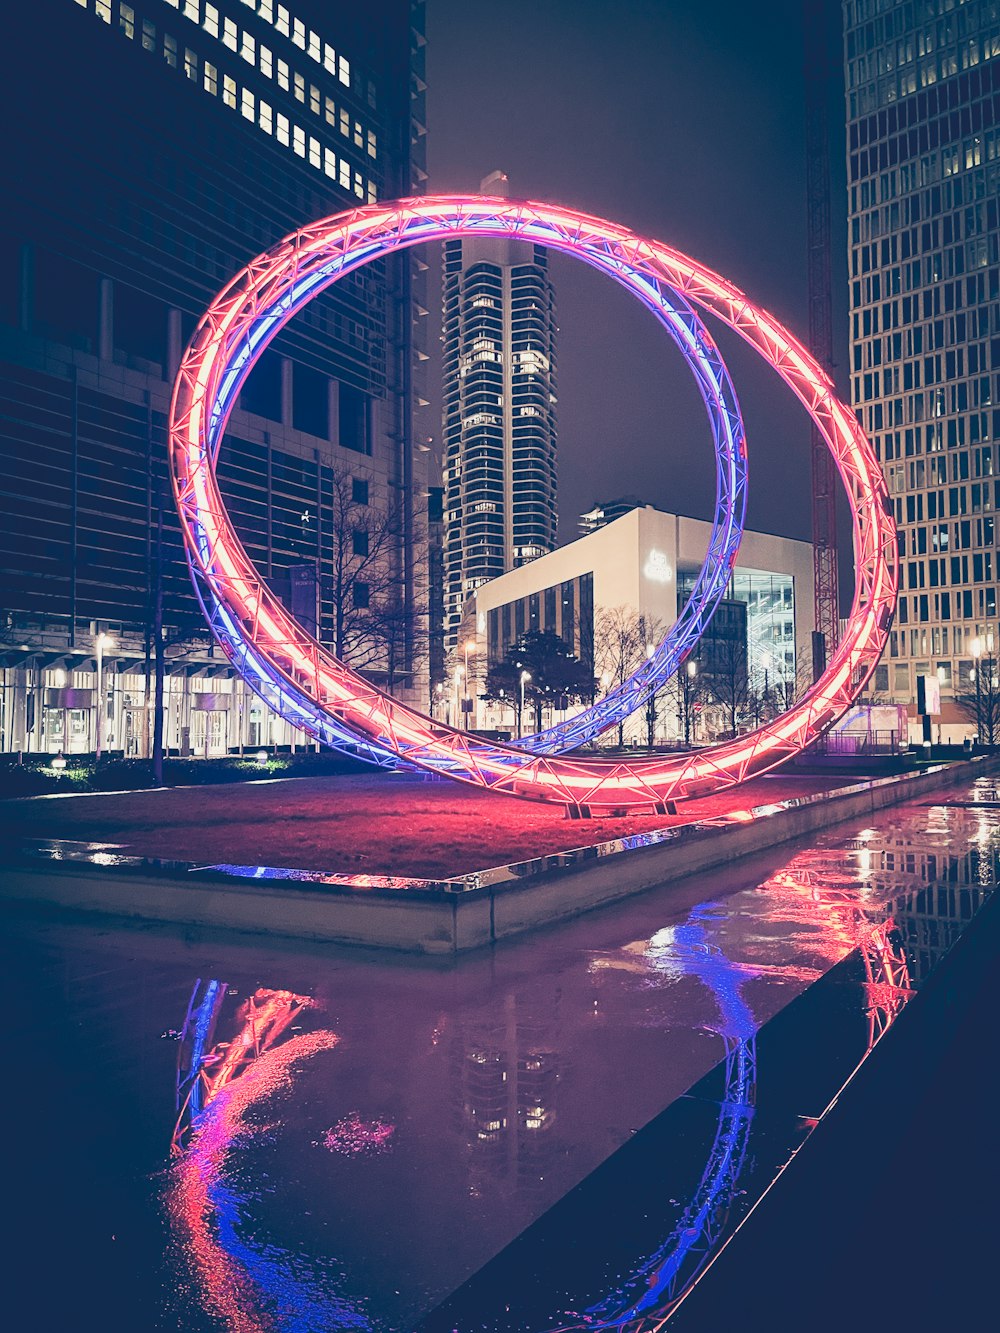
[846,818,998,984]
[450,992,560,1199]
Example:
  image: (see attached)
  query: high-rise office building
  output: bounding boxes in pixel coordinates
[440,171,558,651]
[844,0,1000,738]
[0,0,428,758]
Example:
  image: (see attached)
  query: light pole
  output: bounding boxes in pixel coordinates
[95,631,114,759]
[683,659,698,746]
[453,665,463,730]
[464,638,476,730]
[519,670,531,738]
[644,642,657,747]
[972,637,983,744]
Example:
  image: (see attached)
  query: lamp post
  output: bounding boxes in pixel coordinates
[644,641,657,746]
[683,658,698,747]
[519,670,531,738]
[464,638,476,730]
[95,631,114,760]
[453,665,464,730]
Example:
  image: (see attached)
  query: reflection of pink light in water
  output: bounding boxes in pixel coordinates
[320,1113,396,1158]
[167,1030,338,1333]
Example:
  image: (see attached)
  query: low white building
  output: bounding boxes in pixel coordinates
[462,505,815,741]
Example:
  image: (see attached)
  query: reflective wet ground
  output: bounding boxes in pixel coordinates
[3,780,997,1331]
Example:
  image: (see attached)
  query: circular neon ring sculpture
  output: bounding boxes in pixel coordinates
[169,197,896,812]
[182,202,751,764]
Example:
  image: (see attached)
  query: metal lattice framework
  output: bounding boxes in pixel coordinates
[169,196,896,813]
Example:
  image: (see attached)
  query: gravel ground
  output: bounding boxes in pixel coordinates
[0,770,854,877]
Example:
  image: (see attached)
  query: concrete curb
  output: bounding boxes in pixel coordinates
[2,758,998,954]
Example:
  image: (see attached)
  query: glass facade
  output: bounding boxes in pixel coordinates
[844,0,1000,716]
[0,0,428,754]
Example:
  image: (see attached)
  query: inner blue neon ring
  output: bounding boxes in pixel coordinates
[196,220,747,759]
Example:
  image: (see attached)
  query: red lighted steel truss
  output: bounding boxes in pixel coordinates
[168,196,896,813]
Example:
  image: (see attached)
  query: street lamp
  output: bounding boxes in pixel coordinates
[684,658,698,746]
[644,642,657,745]
[464,638,476,729]
[519,670,531,738]
[95,631,114,760]
[453,664,464,729]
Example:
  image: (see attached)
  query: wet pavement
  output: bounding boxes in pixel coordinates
[2,779,997,1331]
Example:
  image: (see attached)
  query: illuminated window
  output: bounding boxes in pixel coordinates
[353,169,363,198]
[203,60,217,94]
[118,4,135,38]
[338,55,350,86]
[276,6,289,38]
[339,108,349,138]
[202,4,218,38]
[260,44,272,77]
[96,0,111,22]
[324,95,336,126]
[259,100,273,134]
[292,17,306,49]
[323,147,336,178]
[276,111,289,145]
[240,32,255,64]
[240,87,255,121]
[323,42,336,74]
[277,58,289,90]
[259,0,273,20]
[339,158,350,189]
[308,31,321,62]
[292,124,306,158]
[222,73,237,108]
[366,181,376,203]
[367,129,376,159]
[184,47,198,80]
[222,17,237,50]
[163,0,178,7]
[164,33,178,67]
[182,0,199,21]
[353,119,362,147]
[308,135,320,168]
[309,83,320,115]
[293,71,305,102]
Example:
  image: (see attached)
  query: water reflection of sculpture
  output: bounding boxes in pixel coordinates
[166,981,371,1333]
[571,855,917,1331]
[571,906,759,1330]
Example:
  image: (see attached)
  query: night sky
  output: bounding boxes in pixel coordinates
[424,0,849,550]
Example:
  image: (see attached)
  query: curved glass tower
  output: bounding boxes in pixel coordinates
[441,171,558,649]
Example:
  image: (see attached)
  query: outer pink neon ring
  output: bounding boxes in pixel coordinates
[169,197,896,812]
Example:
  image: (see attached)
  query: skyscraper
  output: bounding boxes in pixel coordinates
[844,0,1000,739]
[0,0,428,757]
[441,171,558,652]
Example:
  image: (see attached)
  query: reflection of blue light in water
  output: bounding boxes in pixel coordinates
[577,903,757,1329]
[188,979,225,1121]
[206,1162,373,1332]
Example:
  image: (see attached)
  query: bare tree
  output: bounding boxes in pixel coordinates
[593,606,665,746]
[954,653,1000,745]
[665,659,711,746]
[322,471,426,695]
[706,631,753,737]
